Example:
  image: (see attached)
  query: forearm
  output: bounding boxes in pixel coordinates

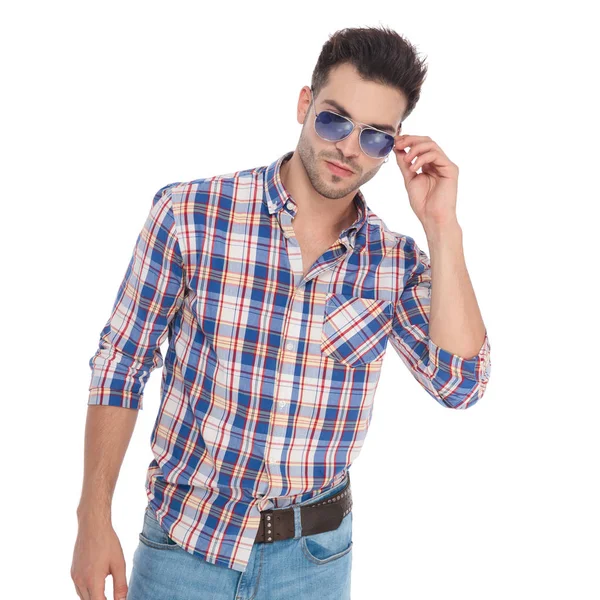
[76,405,139,523]
[424,217,487,359]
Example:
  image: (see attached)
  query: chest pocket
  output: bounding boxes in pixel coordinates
[321,293,395,368]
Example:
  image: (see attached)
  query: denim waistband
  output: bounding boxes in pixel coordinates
[295,471,350,508]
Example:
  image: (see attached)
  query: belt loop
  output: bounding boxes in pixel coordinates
[292,505,302,539]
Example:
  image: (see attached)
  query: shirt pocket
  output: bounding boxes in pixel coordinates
[321,293,395,368]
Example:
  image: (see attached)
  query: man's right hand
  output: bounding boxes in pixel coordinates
[70,514,129,600]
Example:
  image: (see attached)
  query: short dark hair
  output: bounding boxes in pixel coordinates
[310,25,428,124]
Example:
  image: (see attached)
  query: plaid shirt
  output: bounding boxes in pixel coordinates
[88,150,491,573]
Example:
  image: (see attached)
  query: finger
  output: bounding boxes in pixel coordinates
[400,141,438,165]
[88,583,107,600]
[395,146,417,181]
[394,134,431,144]
[111,560,129,600]
[73,584,85,599]
[76,584,91,600]
[409,150,443,172]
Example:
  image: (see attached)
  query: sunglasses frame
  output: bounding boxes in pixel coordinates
[310,86,399,160]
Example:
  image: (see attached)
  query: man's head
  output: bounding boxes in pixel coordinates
[293,26,428,201]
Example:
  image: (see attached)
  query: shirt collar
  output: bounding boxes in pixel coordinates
[263,150,369,251]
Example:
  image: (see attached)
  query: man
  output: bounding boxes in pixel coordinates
[72,25,491,600]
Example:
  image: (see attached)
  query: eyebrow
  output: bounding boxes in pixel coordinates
[321,99,399,135]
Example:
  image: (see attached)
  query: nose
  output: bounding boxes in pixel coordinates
[334,125,362,159]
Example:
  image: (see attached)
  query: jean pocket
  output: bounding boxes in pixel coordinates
[321,293,394,368]
[138,505,180,550]
[301,510,353,565]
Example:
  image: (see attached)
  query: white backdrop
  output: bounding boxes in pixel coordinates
[2,1,599,598]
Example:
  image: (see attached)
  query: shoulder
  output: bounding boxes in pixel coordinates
[364,206,423,263]
[164,164,265,209]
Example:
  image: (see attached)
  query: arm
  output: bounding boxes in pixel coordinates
[390,133,491,409]
[76,405,138,522]
[426,219,487,359]
[388,226,491,409]
[87,181,185,410]
[82,180,184,503]
[71,407,136,600]
[71,182,185,600]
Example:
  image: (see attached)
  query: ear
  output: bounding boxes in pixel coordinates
[297,85,312,125]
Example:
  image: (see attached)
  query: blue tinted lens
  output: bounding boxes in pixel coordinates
[315,111,353,141]
[361,128,395,158]
[315,110,394,159]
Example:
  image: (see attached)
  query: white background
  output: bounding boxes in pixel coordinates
[2,1,599,598]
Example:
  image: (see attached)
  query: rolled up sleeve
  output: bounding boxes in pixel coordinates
[87,182,185,410]
[388,238,491,409]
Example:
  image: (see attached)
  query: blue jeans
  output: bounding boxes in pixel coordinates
[127,475,353,599]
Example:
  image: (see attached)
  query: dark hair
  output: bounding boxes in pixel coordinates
[310,25,428,124]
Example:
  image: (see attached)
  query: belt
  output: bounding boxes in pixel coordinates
[254,475,352,543]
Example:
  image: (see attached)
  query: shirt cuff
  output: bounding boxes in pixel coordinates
[427,327,491,382]
[87,388,143,410]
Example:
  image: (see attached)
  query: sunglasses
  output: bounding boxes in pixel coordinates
[311,87,398,159]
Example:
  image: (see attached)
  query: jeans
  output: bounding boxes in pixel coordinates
[127,475,353,599]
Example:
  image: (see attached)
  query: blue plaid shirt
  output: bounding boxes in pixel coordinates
[88,150,491,572]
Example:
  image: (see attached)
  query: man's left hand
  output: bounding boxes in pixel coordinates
[393,134,459,230]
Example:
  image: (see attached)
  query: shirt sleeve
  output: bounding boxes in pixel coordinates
[388,237,491,409]
[87,182,185,410]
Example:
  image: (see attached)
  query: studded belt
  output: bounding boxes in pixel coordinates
[254,475,353,543]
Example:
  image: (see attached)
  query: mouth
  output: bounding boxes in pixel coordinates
[324,160,354,176]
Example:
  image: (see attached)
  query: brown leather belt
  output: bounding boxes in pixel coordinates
[254,475,352,543]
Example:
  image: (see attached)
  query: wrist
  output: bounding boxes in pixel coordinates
[77,500,112,523]
[423,216,462,243]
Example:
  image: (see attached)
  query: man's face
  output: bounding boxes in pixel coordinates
[295,63,408,200]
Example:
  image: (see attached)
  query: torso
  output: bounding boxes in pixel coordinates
[293,225,343,280]
[291,202,358,279]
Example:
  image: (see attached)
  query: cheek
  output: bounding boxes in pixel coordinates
[301,125,323,152]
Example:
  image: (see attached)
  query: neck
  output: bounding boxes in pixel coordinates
[280,151,358,232]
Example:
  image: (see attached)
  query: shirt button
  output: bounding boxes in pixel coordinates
[285,341,294,350]
[286,200,293,209]
[279,401,287,408]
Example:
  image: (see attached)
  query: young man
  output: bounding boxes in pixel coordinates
[72,25,491,600]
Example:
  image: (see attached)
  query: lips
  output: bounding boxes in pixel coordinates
[326,160,354,174]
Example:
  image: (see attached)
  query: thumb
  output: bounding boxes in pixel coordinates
[111,559,129,600]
